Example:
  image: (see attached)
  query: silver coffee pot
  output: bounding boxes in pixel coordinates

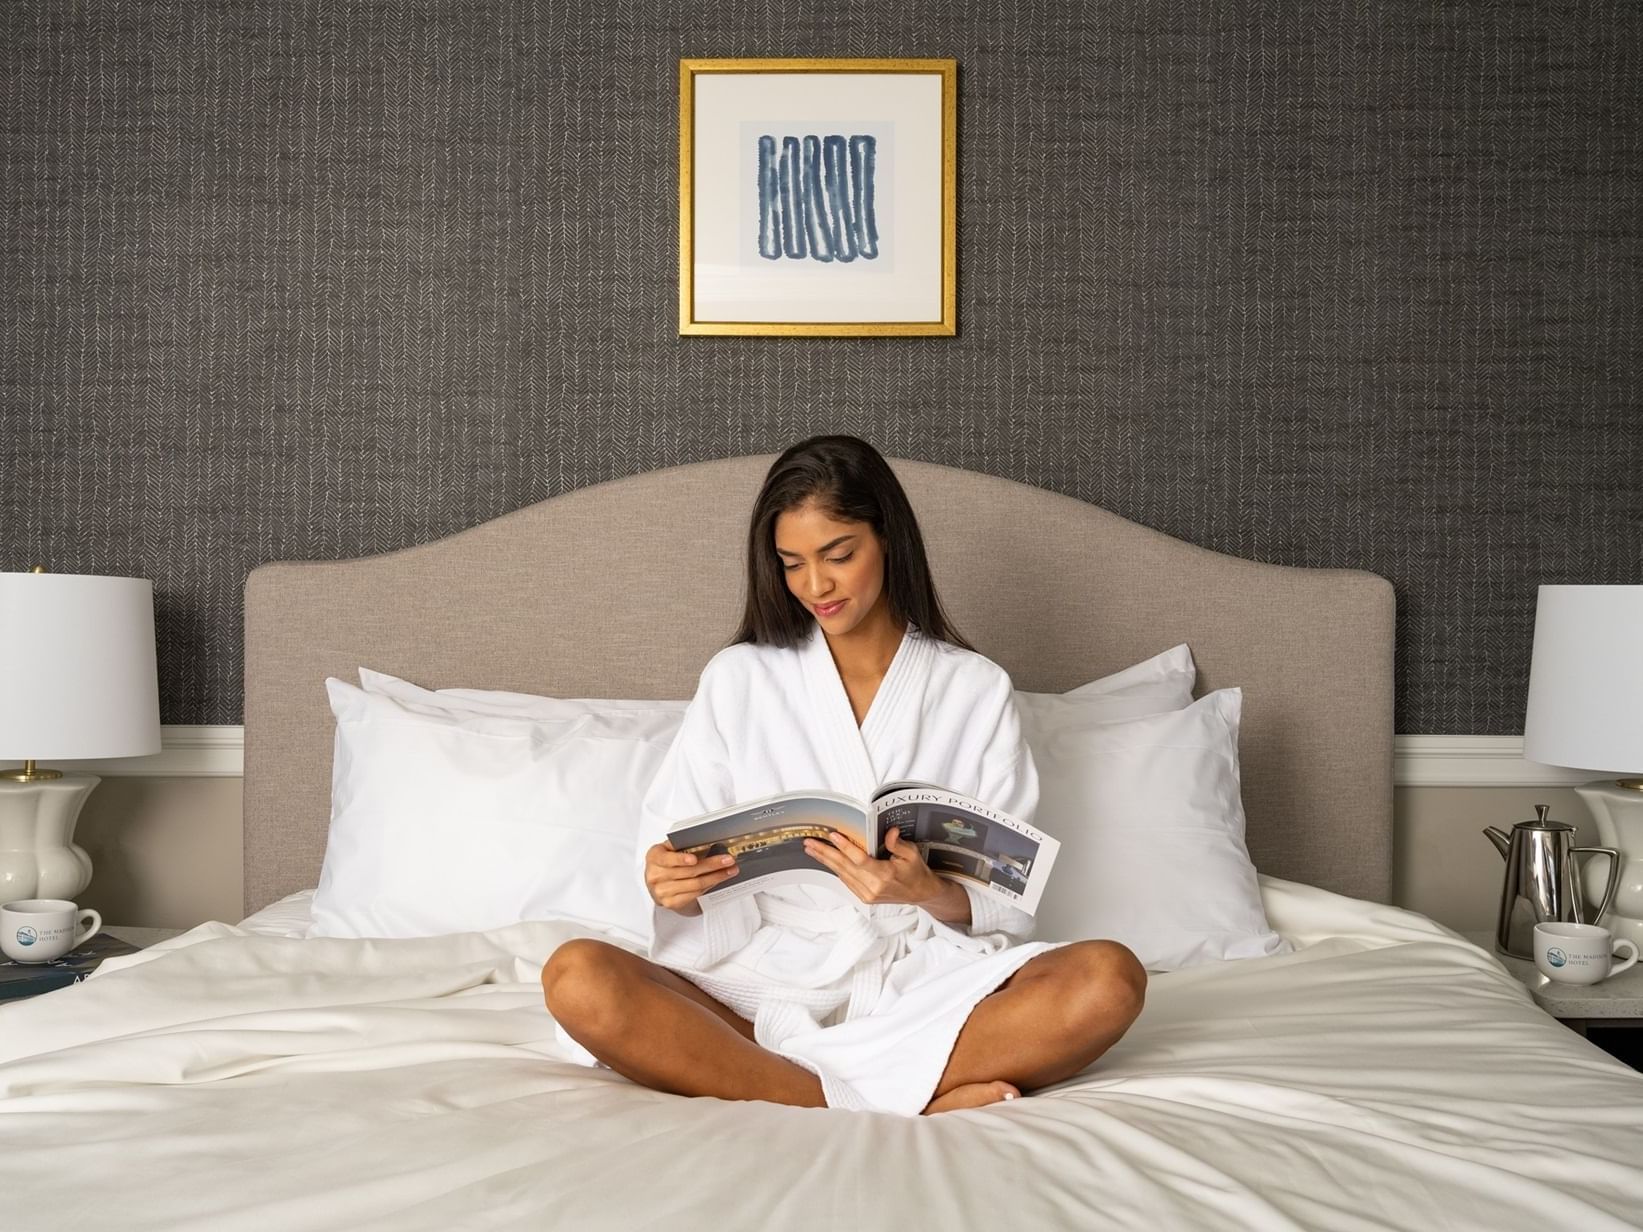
[1483,804,1622,960]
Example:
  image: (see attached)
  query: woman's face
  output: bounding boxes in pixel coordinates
[773,499,890,638]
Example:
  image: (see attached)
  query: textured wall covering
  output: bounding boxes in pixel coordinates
[1,1,1638,731]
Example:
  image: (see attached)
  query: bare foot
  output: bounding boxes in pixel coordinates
[922,1081,1021,1114]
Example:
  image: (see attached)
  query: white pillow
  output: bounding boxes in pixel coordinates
[1023,688,1289,969]
[309,678,682,942]
[360,667,688,722]
[1015,643,1196,722]
[238,889,314,938]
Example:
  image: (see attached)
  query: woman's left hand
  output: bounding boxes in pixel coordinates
[803,827,971,923]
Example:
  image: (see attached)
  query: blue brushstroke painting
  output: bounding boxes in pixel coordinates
[757,133,879,263]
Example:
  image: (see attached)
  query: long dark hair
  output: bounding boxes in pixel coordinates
[732,436,972,650]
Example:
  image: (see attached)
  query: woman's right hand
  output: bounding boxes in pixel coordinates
[644,843,739,915]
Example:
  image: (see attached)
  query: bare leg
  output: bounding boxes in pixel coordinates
[923,940,1147,1114]
[542,939,826,1107]
[544,937,1144,1114]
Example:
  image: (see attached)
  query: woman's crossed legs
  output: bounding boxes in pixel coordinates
[541,939,1146,1114]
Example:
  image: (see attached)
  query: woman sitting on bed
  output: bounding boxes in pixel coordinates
[542,435,1146,1116]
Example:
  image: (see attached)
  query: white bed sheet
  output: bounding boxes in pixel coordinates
[1,878,1641,1231]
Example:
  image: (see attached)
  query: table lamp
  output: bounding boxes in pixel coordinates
[1523,584,1643,949]
[0,567,161,902]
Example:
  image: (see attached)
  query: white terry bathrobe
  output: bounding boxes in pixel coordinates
[634,624,1059,1115]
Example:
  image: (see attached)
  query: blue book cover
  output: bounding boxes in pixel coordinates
[0,932,142,1001]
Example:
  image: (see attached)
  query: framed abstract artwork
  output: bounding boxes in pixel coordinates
[678,58,957,337]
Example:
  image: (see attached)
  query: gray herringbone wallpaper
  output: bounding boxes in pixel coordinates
[2,1,1639,732]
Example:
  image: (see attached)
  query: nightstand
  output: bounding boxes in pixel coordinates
[105,925,185,948]
[1467,930,1643,1070]
[0,925,184,1003]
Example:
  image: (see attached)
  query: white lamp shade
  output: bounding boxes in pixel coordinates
[1523,584,1643,775]
[0,572,162,760]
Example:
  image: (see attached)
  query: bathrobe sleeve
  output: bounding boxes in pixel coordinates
[637,654,762,967]
[953,672,1041,943]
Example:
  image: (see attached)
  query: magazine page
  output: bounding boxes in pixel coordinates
[871,784,1060,916]
[665,791,870,905]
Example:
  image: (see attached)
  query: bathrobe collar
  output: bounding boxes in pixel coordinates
[799,622,933,798]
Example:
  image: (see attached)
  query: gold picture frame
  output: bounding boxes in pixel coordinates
[678,58,958,337]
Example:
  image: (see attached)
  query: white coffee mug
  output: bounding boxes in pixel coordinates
[0,899,101,964]
[1534,921,1639,986]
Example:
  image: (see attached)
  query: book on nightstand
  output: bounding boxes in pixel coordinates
[0,932,142,1002]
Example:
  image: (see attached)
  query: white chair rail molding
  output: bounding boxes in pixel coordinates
[0,567,161,901]
[0,730,1601,787]
[2,585,1625,803]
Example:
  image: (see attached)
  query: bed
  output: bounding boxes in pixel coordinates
[2,455,1640,1230]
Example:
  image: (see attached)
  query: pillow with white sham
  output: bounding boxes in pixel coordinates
[1023,688,1289,969]
[360,667,688,722]
[238,888,315,938]
[364,646,1183,732]
[347,653,1198,947]
[1014,643,1196,723]
[308,678,682,942]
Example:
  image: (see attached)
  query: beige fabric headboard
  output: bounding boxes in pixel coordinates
[244,455,1394,915]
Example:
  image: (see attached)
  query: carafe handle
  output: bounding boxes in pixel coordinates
[1574,846,1623,925]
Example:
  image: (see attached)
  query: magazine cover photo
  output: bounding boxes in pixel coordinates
[876,800,1043,903]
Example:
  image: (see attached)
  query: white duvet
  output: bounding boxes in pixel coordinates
[1,880,1641,1231]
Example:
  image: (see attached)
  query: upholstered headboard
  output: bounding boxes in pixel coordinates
[243,456,1394,915]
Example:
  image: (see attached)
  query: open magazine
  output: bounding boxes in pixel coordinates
[666,782,1060,916]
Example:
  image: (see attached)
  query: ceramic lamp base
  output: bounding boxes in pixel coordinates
[1578,779,1643,936]
[1601,912,1643,953]
[0,774,97,904]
